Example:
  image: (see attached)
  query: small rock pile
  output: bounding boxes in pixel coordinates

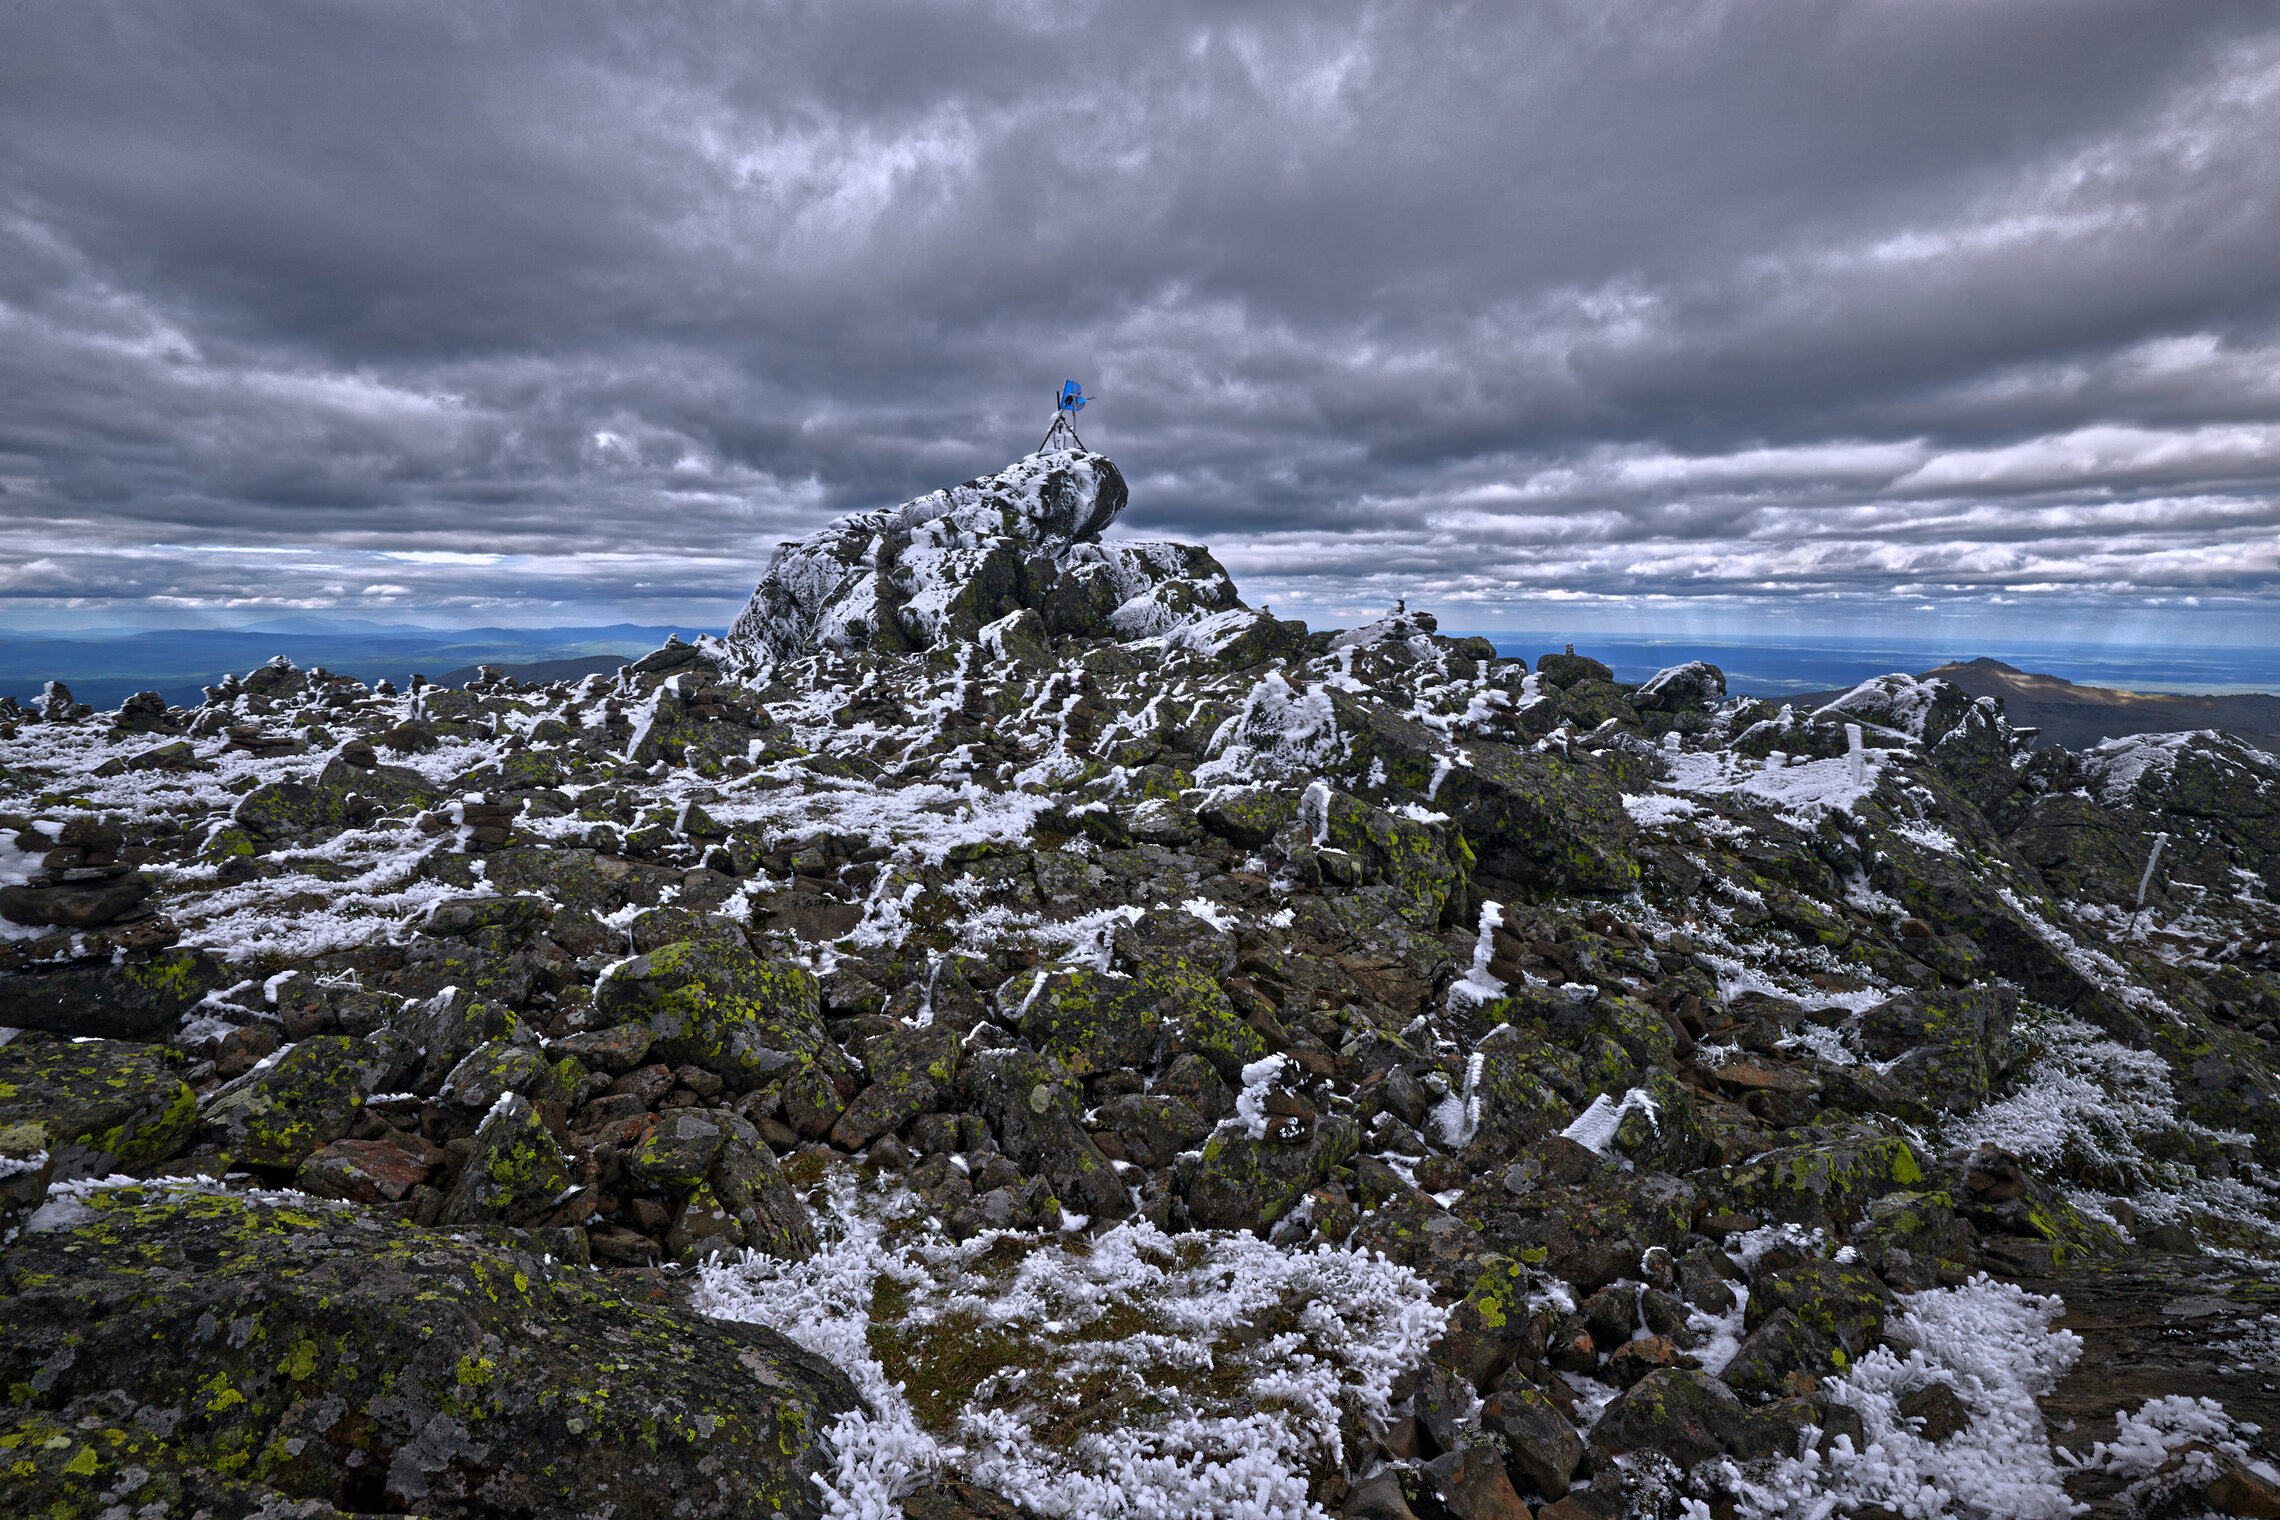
[1,813,176,951]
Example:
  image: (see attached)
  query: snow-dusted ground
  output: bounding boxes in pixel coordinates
[695,1178,1444,1519]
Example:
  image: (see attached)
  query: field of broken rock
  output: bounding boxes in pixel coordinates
[6,449,2280,1519]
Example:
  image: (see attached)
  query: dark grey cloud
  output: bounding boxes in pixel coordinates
[1,0,2276,640]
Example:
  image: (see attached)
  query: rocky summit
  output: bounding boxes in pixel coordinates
[5,448,2280,1520]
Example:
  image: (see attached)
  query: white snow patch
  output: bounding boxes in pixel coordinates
[1737,1275,2082,1520]
[692,1175,1444,1520]
[1429,1051,1486,1149]
[1623,792,1701,827]
[1446,898,1507,1009]
[2079,730,2198,807]
[1559,1087,1660,1157]
[1234,1054,1288,1141]
[1657,746,1883,827]
[1179,895,1236,932]
[1893,820,1959,855]
[1195,674,1341,784]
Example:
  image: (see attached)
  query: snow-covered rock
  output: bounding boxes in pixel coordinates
[727,448,1241,661]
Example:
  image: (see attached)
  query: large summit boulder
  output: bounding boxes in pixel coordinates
[727,449,1241,660]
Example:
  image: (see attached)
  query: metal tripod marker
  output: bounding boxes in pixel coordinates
[1039,381,1090,453]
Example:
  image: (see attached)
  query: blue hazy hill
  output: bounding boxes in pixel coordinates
[1456,632,2280,701]
[0,625,705,711]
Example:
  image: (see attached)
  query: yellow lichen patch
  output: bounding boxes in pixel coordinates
[279,1339,319,1383]
[201,1373,245,1414]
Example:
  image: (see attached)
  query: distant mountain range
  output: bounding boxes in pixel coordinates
[1795,656,2280,753]
[432,655,637,687]
[0,624,708,711]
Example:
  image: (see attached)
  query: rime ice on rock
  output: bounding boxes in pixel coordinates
[727,448,1243,661]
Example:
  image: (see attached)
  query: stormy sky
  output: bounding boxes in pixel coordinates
[3,1,2278,645]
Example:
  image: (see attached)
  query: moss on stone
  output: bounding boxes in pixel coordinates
[443,1095,575,1227]
[1014,965,1162,1076]
[195,1035,395,1174]
[596,926,847,1094]
[1711,1133,1931,1237]
[0,1033,198,1180]
[0,1184,857,1518]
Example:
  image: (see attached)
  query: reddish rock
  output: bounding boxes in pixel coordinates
[296,1138,433,1204]
[1714,1062,1817,1093]
[1605,1334,1680,1388]
[1424,1443,1531,1520]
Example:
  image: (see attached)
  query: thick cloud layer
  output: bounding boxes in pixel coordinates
[2,1,2276,641]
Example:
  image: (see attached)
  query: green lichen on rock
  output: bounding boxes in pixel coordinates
[1591,1367,1755,1468]
[1707,1131,1931,1237]
[1853,1188,1973,1287]
[1458,1022,1580,1163]
[1453,741,1641,894]
[1857,984,2019,1122]
[195,1034,411,1175]
[1723,1305,1847,1399]
[595,920,848,1094]
[958,1048,1131,1223]
[1457,1157,1695,1291]
[1951,1144,2131,1265]
[437,1038,581,1115]
[1609,1068,1709,1175]
[830,1022,960,1148]
[632,1108,734,1192]
[231,755,436,841]
[0,1032,198,1180]
[1744,1257,1888,1357]
[1197,786,1299,849]
[2146,1013,2280,1167]
[1313,788,1462,929]
[1181,1115,1361,1232]
[708,1118,817,1261]
[442,1094,575,1227]
[1327,693,1640,893]
[197,825,261,863]
[1431,1253,1549,1391]
[0,948,224,1043]
[1013,964,1162,1076]
[0,1184,857,1518]
[0,1119,54,1236]
[1105,912,1263,1083]
[621,1108,815,1260]
[408,990,520,1092]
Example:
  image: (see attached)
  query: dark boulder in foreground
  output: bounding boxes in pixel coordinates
[1,1184,860,1520]
[0,946,221,1041]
